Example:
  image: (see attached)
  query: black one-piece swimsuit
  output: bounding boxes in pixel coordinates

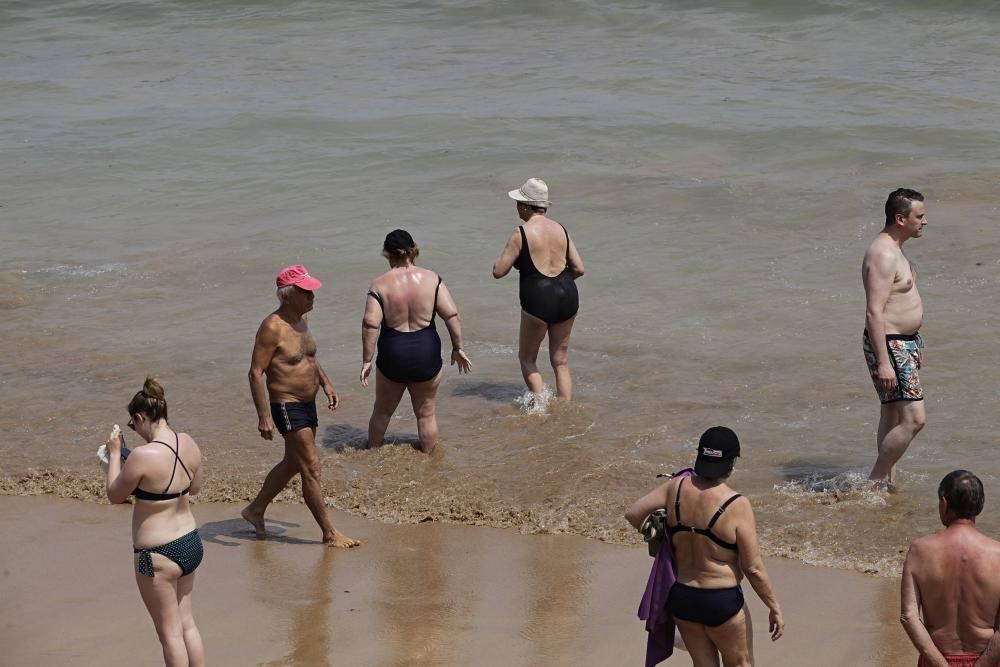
[514,224,579,324]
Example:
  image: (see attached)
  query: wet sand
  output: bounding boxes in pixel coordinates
[0,496,912,666]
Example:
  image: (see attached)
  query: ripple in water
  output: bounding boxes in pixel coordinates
[773,470,888,507]
[30,263,127,279]
[514,387,556,414]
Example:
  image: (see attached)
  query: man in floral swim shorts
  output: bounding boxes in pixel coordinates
[863,332,924,403]
[861,188,928,487]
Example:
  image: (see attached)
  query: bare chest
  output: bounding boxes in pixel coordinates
[275,328,318,366]
[892,257,917,294]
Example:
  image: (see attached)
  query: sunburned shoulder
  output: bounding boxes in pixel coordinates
[908,533,939,553]
[412,264,437,277]
[907,530,980,558]
[179,434,203,463]
[260,312,285,331]
[255,313,285,340]
[726,493,752,515]
[125,444,157,468]
[371,271,393,287]
[129,444,156,459]
[973,533,1000,555]
[528,218,564,233]
[863,243,902,279]
[925,534,1000,573]
[865,237,901,262]
[415,268,440,284]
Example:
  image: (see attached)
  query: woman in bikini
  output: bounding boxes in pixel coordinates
[105,376,205,667]
[492,178,585,401]
[361,229,472,453]
[626,427,785,666]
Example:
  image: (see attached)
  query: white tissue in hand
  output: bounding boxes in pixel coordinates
[97,426,120,470]
[97,444,111,470]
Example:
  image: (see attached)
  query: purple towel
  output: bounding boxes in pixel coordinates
[637,468,692,667]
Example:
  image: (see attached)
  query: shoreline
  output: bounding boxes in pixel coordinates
[0,495,914,666]
[0,466,909,578]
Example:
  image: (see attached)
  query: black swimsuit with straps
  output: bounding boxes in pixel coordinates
[514,224,579,325]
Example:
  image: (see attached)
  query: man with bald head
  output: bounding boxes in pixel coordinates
[901,471,1000,666]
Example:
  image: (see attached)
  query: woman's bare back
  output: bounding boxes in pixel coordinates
[521,217,571,277]
[668,476,744,588]
[371,267,440,331]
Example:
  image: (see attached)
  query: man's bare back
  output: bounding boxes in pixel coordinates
[902,471,1000,665]
[905,527,1000,655]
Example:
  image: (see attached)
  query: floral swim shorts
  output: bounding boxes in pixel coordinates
[863,330,924,403]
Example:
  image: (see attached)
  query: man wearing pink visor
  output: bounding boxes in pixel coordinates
[242,265,360,548]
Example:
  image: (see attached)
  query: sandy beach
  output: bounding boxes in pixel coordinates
[1,496,912,666]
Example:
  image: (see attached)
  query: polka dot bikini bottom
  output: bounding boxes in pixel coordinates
[134,529,203,577]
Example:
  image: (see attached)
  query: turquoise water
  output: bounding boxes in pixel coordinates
[4,0,1000,574]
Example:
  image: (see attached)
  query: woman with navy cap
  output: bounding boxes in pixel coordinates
[362,229,472,453]
[626,427,785,666]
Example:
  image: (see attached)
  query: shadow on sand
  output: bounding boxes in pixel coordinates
[450,380,524,403]
[199,518,322,547]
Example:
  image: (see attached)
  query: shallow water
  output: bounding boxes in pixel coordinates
[4,0,1000,575]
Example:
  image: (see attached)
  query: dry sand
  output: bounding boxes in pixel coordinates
[0,496,912,666]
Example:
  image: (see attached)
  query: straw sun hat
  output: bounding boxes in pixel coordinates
[508,178,551,208]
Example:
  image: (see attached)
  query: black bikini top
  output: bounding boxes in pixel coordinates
[367,277,442,333]
[133,432,193,501]
[667,477,742,551]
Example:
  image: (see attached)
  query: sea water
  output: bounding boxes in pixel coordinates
[4,0,1000,575]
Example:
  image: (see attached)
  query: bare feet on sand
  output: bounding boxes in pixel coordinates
[323,529,361,548]
[241,506,267,538]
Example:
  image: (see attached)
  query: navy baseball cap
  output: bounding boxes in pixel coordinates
[694,426,741,478]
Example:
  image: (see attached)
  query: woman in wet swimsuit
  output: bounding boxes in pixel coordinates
[104,376,205,667]
[492,178,584,401]
[626,427,784,666]
[361,229,472,453]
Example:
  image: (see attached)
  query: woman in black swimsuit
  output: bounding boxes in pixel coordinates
[104,376,205,667]
[493,178,585,401]
[361,230,472,453]
[626,427,784,666]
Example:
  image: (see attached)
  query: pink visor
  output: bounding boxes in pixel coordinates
[276,265,322,290]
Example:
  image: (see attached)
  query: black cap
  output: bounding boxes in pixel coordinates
[383,229,415,253]
[694,426,741,478]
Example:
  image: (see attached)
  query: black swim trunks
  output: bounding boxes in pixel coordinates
[270,401,318,435]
